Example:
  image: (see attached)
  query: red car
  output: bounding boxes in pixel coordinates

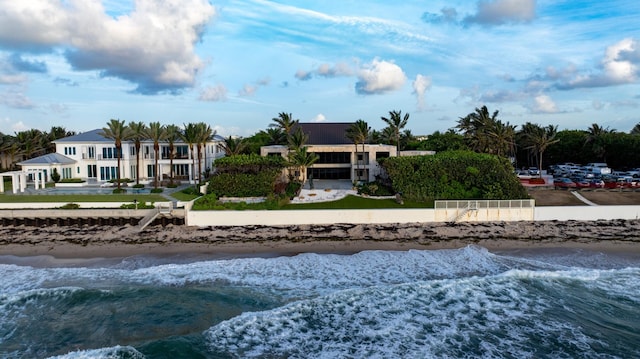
[554,177,576,189]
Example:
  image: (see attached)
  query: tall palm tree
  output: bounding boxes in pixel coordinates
[381,110,409,155]
[195,122,214,181]
[487,120,516,158]
[270,112,299,135]
[99,119,131,190]
[164,124,181,185]
[631,123,640,135]
[346,119,371,182]
[221,136,247,156]
[180,123,199,185]
[145,122,167,188]
[128,121,147,185]
[522,123,559,172]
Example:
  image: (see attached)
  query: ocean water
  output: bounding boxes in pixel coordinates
[1,246,639,358]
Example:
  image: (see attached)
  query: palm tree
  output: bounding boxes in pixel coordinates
[180,123,199,185]
[145,122,167,188]
[221,136,247,156]
[195,122,214,181]
[631,123,640,135]
[381,110,409,154]
[487,120,516,158]
[164,124,181,185]
[15,129,45,160]
[346,119,370,182]
[585,123,615,162]
[46,126,74,153]
[128,121,147,185]
[288,127,309,150]
[270,112,299,135]
[265,127,287,145]
[288,146,319,183]
[99,119,131,190]
[522,123,559,172]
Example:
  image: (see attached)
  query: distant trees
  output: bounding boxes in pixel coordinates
[456,106,515,159]
[346,119,371,182]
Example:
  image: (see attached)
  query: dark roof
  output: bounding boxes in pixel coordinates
[17,153,76,166]
[295,122,353,145]
[53,129,111,143]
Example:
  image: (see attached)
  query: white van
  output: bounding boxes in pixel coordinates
[584,163,612,175]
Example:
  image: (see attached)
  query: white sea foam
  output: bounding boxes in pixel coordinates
[46,345,144,359]
[204,269,640,358]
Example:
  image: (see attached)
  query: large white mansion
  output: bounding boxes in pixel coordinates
[15,129,225,186]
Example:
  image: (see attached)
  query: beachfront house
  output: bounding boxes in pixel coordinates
[260,122,400,183]
[15,129,225,186]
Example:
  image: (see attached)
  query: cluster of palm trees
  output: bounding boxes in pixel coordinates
[0,127,75,170]
[99,119,215,190]
[455,106,561,170]
[267,112,319,183]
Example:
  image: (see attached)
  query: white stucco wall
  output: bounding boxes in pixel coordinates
[534,206,640,221]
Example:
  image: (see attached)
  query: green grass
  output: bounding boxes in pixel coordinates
[281,195,433,209]
[170,191,200,202]
[0,193,167,203]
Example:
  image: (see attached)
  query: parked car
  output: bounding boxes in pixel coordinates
[574,179,592,189]
[554,177,576,189]
[528,167,540,176]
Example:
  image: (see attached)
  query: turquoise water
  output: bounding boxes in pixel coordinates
[1,246,639,358]
[40,187,152,195]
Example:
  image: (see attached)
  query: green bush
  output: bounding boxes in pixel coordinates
[51,168,61,183]
[120,202,155,209]
[166,183,178,188]
[132,183,145,188]
[379,150,527,201]
[181,187,202,196]
[112,188,126,194]
[208,169,282,197]
[150,188,163,193]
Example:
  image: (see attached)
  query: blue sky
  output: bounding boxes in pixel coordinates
[0,0,639,137]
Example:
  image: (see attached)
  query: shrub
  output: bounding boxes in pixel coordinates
[112,188,126,194]
[379,150,528,201]
[150,188,163,193]
[132,183,145,188]
[166,183,178,188]
[51,168,61,183]
[181,187,202,196]
[120,202,155,209]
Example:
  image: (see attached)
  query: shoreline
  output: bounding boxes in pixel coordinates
[1,219,640,259]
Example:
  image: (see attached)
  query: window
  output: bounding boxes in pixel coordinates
[87,165,96,178]
[130,165,137,180]
[176,145,189,159]
[376,152,390,160]
[147,164,156,178]
[99,166,118,181]
[315,152,350,164]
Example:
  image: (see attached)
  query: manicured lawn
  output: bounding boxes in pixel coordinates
[0,194,167,203]
[170,191,201,202]
[282,195,433,209]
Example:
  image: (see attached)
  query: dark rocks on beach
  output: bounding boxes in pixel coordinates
[1,220,640,248]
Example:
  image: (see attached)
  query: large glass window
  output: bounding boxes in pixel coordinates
[309,168,351,179]
[314,152,351,164]
[176,145,189,159]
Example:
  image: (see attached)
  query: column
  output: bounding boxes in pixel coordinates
[12,173,19,194]
[19,172,27,192]
[0,175,4,193]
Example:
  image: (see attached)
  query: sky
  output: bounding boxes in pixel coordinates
[0,0,639,137]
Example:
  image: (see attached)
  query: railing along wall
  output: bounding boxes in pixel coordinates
[434,199,535,222]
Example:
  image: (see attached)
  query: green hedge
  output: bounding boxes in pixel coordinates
[214,154,285,174]
[380,150,527,201]
[208,169,282,197]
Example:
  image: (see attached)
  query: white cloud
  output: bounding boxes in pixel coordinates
[559,38,639,89]
[311,114,326,122]
[465,0,536,25]
[238,84,257,97]
[295,62,353,81]
[355,59,407,95]
[412,74,432,110]
[529,94,558,113]
[199,84,227,102]
[0,118,28,133]
[0,73,27,85]
[0,90,35,109]
[0,0,216,94]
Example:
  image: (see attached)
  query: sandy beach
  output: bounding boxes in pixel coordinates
[1,219,640,258]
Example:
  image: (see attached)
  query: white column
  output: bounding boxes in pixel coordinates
[0,175,4,193]
[34,172,40,190]
[12,173,19,193]
[19,173,27,192]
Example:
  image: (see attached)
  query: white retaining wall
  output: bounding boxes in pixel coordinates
[535,206,640,221]
[186,205,640,226]
[0,201,172,209]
